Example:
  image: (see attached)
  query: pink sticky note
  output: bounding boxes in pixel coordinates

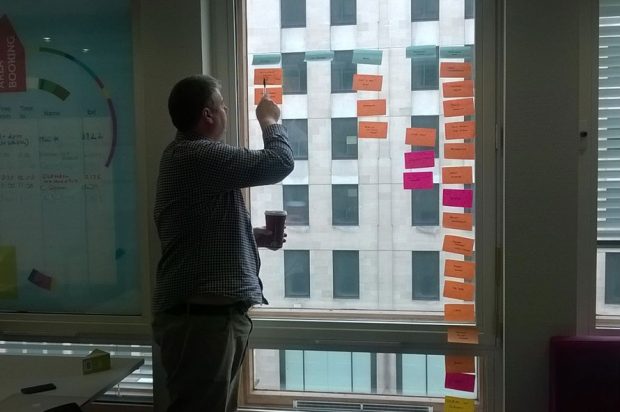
[443,189,473,208]
[404,172,434,189]
[445,373,476,392]
[405,151,435,169]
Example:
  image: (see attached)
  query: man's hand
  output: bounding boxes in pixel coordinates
[253,227,286,251]
[256,95,280,130]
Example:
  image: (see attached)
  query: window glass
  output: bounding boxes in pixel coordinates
[411,0,439,22]
[411,48,439,91]
[282,119,308,160]
[465,0,474,19]
[332,118,358,159]
[283,185,309,225]
[284,250,310,297]
[333,250,359,298]
[281,0,306,28]
[412,251,440,300]
[331,50,356,93]
[282,52,308,94]
[605,253,620,304]
[412,184,439,226]
[331,0,357,26]
[332,184,359,226]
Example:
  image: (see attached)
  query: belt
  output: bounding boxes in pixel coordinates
[164,301,251,316]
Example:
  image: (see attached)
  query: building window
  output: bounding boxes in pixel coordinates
[283,119,308,160]
[331,0,357,26]
[282,52,308,94]
[412,251,440,300]
[410,115,439,157]
[411,0,439,21]
[284,250,310,298]
[605,253,620,304]
[332,184,359,226]
[411,47,439,91]
[331,50,356,93]
[411,184,439,226]
[465,0,474,19]
[332,118,358,160]
[283,185,310,225]
[333,250,360,298]
[281,0,306,28]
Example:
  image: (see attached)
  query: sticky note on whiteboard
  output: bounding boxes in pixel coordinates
[352,49,383,65]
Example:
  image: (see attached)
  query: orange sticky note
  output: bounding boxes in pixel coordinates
[440,62,472,78]
[254,87,283,104]
[445,259,475,281]
[447,326,479,344]
[442,80,474,98]
[353,74,383,91]
[444,143,475,159]
[442,166,473,184]
[254,68,283,85]
[443,280,475,301]
[445,121,476,139]
[445,304,475,322]
[358,121,388,138]
[443,212,473,231]
[405,128,436,146]
[443,98,475,117]
[443,235,475,256]
[445,356,476,374]
[357,99,387,116]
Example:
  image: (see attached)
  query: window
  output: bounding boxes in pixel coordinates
[412,251,440,300]
[411,47,439,91]
[283,119,308,160]
[411,115,440,157]
[332,118,358,159]
[283,185,309,225]
[331,0,356,26]
[281,0,306,28]
[332,184,359,226]
[282,52,307,94]
[412,184,439,226]
[465,0,474,19]
[331,50,356,93]
[411,0,439,22]
[284,250,311,298]
[605,253,620,304]
[333,250,359,298]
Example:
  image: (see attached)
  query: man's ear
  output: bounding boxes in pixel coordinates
[203,107,214,124]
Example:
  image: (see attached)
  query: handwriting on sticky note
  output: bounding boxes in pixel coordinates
[404,172,434,189]
[357,99,387,116]
[443,189,473,208]
[353,74,383,91]
[444,98,475,117]
[445,396,475,412]
[445,304,475,322]
[440,62,472,78]
[406,128,436,146]
[445,373,476,392]
[447,326,479,344]
[445,143,475,159]
[445,356,476,374]
[443,80,474,98]
[443,280,475,301]
[443,235,475,256]
[443,212,473,231]
[358,121,388,138]
[445,259,475,281]
[442,166,473,185]
[405,151,435,169]
[254,68,283,85]
[445,121,476,139]
[254,87,283,104]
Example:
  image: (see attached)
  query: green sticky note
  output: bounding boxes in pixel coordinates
[252,54,281,65]
[0,246,17,299]
[352,49,383,65]
[82,349,111,375]
[304,50,335,61]
[406,45,437,59]
[440,46,473,59]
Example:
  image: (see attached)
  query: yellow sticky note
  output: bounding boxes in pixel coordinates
[445,396,475,412]
[0,246,18,299]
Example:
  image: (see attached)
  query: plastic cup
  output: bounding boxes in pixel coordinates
[265,210,287,248]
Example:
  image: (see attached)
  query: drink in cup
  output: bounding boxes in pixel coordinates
[265,210,287,248]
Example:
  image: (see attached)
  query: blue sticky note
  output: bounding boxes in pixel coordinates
[304,50,335,61]
[252,54,281,65]
[352,49,383,65]
[440,46,473,59]
[406,45,438,59]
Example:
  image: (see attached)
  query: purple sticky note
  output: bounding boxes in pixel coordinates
[28,269,52,291]
[445,372,476,392]
[404,172,434,189]
[405,151,435,169]
[443,189,473,208]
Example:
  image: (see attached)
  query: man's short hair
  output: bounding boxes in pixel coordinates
[168,74,221,133]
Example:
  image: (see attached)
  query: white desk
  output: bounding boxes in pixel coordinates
[0,354,144,411]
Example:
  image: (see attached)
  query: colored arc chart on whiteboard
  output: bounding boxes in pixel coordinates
[0,4,140,316]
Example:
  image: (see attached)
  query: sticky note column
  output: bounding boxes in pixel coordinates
[352,50,388,139]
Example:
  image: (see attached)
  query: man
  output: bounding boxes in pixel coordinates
[152,74,294,412]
